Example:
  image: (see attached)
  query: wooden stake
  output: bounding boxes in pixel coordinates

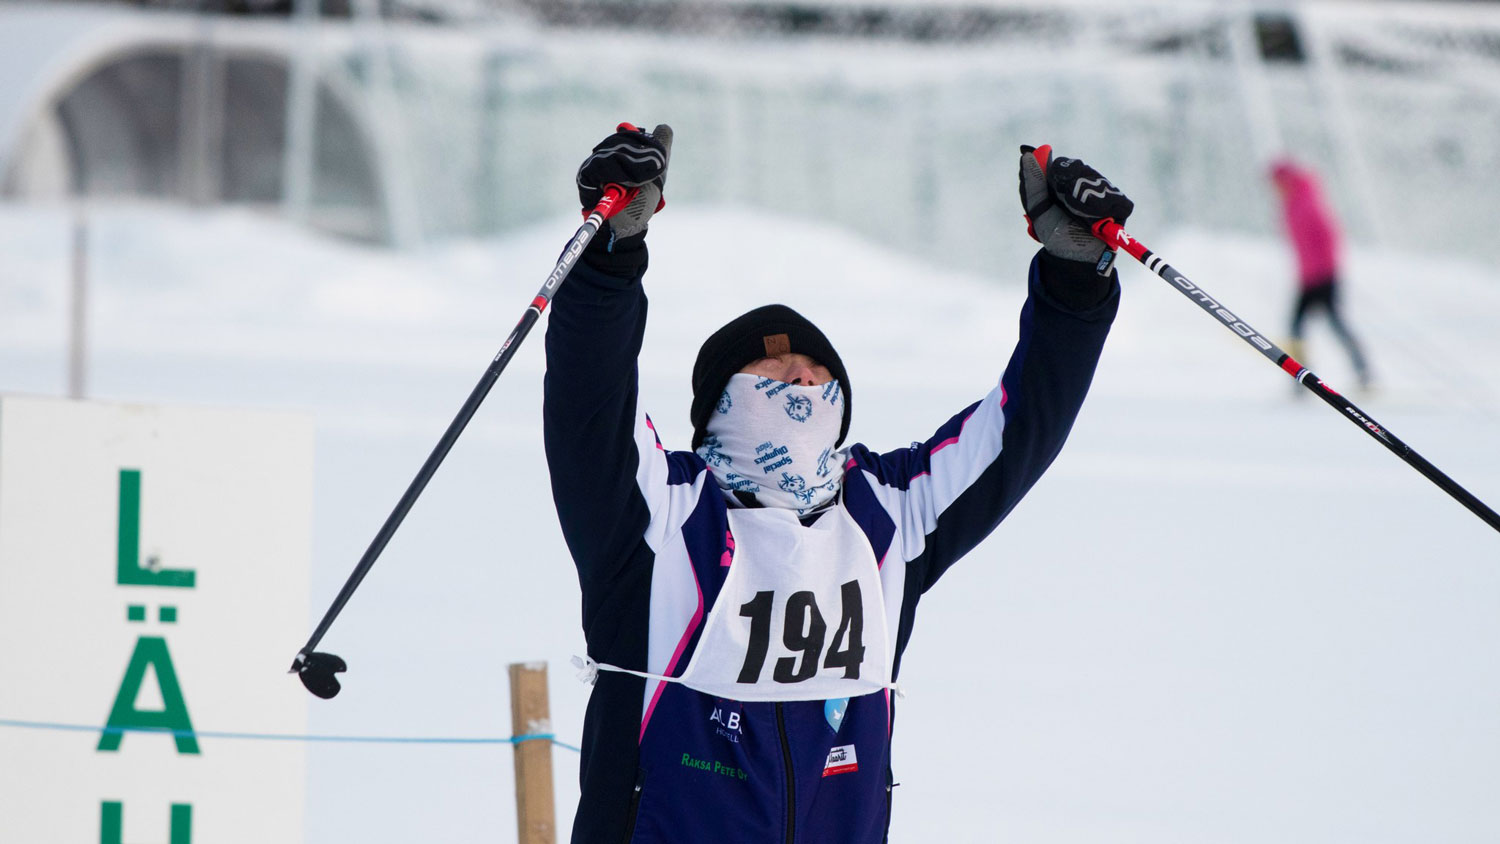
[508,662,556,844]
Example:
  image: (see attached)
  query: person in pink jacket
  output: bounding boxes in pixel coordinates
[1270,158,1372,388]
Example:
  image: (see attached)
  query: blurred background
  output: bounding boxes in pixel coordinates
[10,0,1500,267]
[2,0,1499,842]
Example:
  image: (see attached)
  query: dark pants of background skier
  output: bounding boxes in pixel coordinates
[1290,275,1371,385]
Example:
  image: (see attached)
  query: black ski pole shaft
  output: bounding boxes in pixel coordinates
[291,185,638,677]
[1091,218,1500,535]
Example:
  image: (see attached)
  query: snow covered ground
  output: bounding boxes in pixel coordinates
[2,200,1498,842]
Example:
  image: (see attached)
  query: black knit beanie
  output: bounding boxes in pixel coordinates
[690,304,852,449]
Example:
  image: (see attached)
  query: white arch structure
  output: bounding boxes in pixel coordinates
[0,3,403,242]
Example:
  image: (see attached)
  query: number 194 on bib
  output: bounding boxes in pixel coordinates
[736,580,865,685]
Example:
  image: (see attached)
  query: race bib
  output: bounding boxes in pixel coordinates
[674,506,893,702]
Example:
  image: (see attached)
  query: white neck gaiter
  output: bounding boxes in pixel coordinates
[696,373,846,514]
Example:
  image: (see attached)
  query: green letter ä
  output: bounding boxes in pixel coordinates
[97,636,199,754]
[100,801,192,844]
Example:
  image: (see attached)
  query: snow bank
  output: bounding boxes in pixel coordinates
[2,201,1497,842]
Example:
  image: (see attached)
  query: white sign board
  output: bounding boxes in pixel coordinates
[0,395,313,843]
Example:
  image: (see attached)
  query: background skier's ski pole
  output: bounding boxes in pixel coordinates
[290,184,639,699]
[1091,218,1500,535]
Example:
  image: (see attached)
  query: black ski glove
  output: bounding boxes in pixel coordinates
[1018,144,1133,275]
[576,122,674,242]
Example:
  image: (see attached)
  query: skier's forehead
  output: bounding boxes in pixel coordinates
[742,352,826,368]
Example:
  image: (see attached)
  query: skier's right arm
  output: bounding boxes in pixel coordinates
[543,124,677,588]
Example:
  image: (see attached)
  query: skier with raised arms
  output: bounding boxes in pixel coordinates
[544,122,1133,843]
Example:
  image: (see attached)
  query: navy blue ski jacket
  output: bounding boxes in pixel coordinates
[544,242,1118,844]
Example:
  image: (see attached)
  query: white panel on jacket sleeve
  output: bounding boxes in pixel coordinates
[864,380,1008,565]
[910,380,1008,527]
[634,411,708,553]
[632,409,717,730]
[642,536,705,727]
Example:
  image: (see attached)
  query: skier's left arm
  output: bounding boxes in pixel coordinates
[849,145,1131,592]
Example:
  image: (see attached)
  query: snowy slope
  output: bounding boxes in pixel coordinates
[2,201,1498,842]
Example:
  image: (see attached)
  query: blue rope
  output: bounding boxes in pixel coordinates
[0,718,580,751]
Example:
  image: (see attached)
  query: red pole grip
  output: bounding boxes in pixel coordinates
[592,184,639,221]
[1091,218,1149,262]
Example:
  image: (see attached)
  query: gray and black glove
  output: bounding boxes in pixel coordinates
[1018,144,1133,275]
[576,122,674,241]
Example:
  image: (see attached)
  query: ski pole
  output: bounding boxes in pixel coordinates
[290,184,639,699]
[1091,218,1500,535]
